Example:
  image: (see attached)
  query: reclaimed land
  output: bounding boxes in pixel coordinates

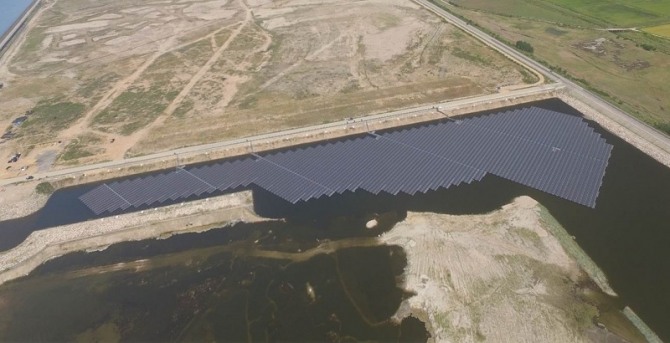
[0,195,653,342]
[0,0,534,181]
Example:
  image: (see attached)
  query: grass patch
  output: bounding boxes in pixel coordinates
[518,68,538,84]
[173,99,194,118]
[21,100,86,134]
[340,81,361,94]
[644,23,670,38]
[449,0,596,27]
[94,86,179,135]
[35,182,55,195]
[511,227,543,249]
[372,12,402,30]
[59,134,102,161]
[441,0,670,125]
[653,122,670,135]
[538,205,614,295]
[450,0,670,27]
[59,143,94,161]
[545,27,568,36]
[237,95,258,110]
[13,27,46,63]
[92,38,213,135]
[451,47,488,64]
[77,72,120,100]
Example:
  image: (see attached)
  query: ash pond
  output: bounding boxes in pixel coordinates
[0,213,430,342]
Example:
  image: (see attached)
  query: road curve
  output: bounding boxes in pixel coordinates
[414,0,670,154]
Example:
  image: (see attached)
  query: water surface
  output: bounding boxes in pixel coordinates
[1,98,669,339]
[0,0,33,38]
[0,218,428,342]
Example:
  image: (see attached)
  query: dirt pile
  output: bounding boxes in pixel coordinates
[383,196,638,342]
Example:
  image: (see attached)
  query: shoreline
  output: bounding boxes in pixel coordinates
[0,0,40,59]
[0,190,264,286]
[0,182,48,220]
[384,196,652,342]
[0,86,560,187]
[559,92,670,168]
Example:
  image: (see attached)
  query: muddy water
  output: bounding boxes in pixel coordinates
[0,218,432,342]
[0,98,669,339]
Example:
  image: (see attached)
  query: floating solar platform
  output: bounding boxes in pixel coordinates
[79,106,613,215]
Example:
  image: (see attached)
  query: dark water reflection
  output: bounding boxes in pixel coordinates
[262,99,670,339]
[0,219,429,342]
[0,98,669,339]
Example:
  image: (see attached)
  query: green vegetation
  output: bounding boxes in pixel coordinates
[451,0,670,27]
[644,23,670,38]
[13,27,46,64]
[640,43,656,51]
[94,86,179,135]
[21,101,86,134]
[545,27,568,36]
[35,182,55,195]
[654,122,670,135]
[77,73,120,100]
[173,99,194,118]
[518,68,538,84]
[451,47,489,64]
[59,134,103,161]
[538,205,614,294]
[91,38,213,135]
[515,40,534,53]
[434,0,670,128]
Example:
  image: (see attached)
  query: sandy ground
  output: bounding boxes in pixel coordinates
[0,191,261,285]
[0,182,48,220]
[0,0,529,179]
[382,196,633,342]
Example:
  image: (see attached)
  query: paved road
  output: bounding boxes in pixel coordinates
[414,0,670,154]
[0,84,561,187]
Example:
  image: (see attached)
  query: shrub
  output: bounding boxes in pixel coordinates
[515,40,534,53]
[640,43,656,51]
[35,182,55,195]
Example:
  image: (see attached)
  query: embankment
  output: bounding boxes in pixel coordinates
[15,88,560,192]
[0,191,263,286]
[558,92,670,168]
[0,0,41,59]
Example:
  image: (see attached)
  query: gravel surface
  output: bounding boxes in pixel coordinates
[0,183,48,220]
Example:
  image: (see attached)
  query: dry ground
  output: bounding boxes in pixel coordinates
[384,197,646,343]
[0,0,532,179]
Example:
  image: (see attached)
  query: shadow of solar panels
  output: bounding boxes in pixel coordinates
[78,106,613,215]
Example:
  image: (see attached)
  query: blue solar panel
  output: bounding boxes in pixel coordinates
[79,106,613,215]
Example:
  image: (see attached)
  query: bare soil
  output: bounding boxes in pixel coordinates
[383,196,645,342]
[0,0,530,179]
[0,182,48,220]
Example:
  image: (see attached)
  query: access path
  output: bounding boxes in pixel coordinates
[414,0,670,156]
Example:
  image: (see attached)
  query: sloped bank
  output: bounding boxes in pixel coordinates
[0,191,262,286]
[384,196,659,343]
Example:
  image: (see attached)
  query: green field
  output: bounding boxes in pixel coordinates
[445,0,670,130]
[451,0,670,27]
[645,23,670,38]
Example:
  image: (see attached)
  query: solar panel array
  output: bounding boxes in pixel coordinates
[79,107,612,215]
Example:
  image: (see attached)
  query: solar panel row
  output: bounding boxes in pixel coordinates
[79,106,613,215]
